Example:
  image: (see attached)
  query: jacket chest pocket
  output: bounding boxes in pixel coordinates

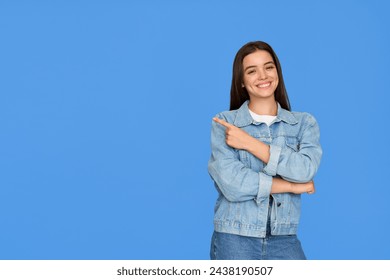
[285,137,300,152]
[271,136,299,152]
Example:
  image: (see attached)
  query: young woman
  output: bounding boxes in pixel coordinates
[208,41,322,260]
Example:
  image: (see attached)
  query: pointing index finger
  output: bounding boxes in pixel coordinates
[213,117,233,128]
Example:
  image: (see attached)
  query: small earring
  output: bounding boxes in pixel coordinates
[242,84,245,88]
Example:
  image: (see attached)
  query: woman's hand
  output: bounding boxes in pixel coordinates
[291,181,315,195]
[213,117,255,150]
[272,178,315,195]
[213,117,270,163]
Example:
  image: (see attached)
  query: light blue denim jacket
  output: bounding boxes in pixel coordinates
[208,100,322,238]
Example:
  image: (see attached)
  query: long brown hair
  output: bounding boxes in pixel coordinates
[230,41,291,111]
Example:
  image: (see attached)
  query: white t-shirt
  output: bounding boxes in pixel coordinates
[249,109,277,126]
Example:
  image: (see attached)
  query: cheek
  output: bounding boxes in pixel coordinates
[243,76,254,86]
[273,74,279,87]
[242,78,249,87]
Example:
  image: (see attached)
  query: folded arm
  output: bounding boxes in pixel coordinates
[213,114,322,183]
[208,117,315,203]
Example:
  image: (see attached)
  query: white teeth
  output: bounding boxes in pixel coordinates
[258,83,270,88]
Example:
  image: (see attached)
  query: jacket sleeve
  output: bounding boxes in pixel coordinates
[208,115,272,203]
[262,114,322,183]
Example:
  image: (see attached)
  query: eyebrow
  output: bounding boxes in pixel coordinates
[244,61,275,72]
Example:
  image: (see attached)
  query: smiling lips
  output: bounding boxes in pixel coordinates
[256,82,271,88]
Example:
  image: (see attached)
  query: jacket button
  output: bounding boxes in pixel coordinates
[277,202,282,207]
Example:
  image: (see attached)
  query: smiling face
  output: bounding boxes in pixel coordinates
[242,50,279,102]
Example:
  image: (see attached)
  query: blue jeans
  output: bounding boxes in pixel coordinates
[210,197,307,260]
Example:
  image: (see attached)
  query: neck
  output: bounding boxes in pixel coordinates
[248,98,278,115]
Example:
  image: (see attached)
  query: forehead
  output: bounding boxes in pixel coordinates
[243,50,274,67]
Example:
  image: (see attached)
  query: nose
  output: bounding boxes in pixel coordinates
[258,69,267,80]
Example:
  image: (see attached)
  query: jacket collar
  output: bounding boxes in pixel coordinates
[233,100,298,127]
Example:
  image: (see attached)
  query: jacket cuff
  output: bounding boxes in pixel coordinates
[263,144,281,176]
[256,172,272,203]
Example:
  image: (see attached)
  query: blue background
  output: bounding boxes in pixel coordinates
[1,0,389,259]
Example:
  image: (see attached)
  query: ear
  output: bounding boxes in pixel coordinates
[242,83,245,88]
